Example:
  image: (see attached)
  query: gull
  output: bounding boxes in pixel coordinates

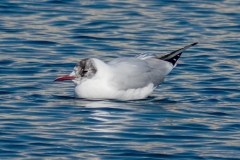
[54,42,197,100]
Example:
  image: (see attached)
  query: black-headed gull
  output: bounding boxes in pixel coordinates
[54,42,197,100]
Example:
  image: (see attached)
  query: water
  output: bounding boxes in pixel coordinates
[1,0,240,159]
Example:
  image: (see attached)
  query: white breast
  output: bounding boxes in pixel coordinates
[74,81,154,100]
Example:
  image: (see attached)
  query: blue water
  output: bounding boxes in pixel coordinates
[1,0,240,159]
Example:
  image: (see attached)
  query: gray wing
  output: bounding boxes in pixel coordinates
[107,42,198,90]
[108,57,173,90]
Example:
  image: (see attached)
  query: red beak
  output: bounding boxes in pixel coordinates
[54,74,75,81]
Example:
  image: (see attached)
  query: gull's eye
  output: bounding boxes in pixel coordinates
[80,69,88,77]
[83,70,88,74]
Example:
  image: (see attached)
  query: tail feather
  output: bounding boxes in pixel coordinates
[158,42,198,66]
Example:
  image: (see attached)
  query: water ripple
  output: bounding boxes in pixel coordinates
[0,0,240,159]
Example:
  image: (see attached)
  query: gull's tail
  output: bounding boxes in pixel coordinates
[158,42,198,67]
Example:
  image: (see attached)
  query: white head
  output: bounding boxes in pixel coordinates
[54,58,98,85]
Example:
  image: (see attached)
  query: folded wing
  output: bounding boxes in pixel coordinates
[108,42,198,90]
[108,57,172,90]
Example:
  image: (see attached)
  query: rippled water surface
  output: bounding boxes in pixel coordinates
[1,0,240,159]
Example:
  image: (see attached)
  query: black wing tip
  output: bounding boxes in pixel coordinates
[159,42,198,66]
[191,42,198,46]
[167,52,183,66]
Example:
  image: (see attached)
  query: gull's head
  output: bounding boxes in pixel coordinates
[54,58,97,85]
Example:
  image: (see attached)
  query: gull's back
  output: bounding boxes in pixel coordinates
[108,56,173,90]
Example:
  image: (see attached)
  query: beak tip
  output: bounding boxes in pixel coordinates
[54,75,75,82]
